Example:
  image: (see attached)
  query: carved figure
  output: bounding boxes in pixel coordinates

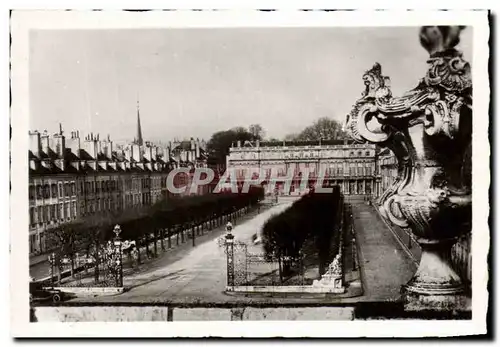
[345,26,472,311]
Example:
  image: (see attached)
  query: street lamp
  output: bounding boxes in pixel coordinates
[113,224,123,287]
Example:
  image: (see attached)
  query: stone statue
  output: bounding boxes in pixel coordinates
[345,26,472,312]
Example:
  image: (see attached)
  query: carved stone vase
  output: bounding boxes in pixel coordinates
[345,26,472,311]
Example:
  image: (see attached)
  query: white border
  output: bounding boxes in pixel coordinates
[10,9,490,338]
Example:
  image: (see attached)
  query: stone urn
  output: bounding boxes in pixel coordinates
[345,26,472,311]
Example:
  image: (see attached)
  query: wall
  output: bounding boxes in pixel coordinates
[33,305,355,322]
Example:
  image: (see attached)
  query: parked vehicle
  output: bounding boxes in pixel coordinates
[29,280,64,304]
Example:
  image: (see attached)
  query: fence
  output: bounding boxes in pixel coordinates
[40,205,258,288]
[224,239,306,287]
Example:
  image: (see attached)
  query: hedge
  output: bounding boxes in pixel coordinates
[261,186,343,277]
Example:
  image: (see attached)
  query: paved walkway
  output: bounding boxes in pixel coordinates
[66,201,416,305]
[351,203,417,301]
[73,202,294,304]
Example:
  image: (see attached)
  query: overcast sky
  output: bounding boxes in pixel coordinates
[29,27,472,143]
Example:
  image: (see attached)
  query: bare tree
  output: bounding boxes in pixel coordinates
[248,124,265,140]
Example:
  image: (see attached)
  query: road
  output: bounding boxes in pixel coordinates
[76,201,294,303]
[350,202,417,301]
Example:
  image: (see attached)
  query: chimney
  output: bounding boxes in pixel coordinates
[163,146,170,162]
[124,146,132,162]
[132,144,141,162]
[195,139,200,159]
[52,131,66,159]
[237,140,241,148]
[65,131,80,159]
[83,136,97,160]
[144,144,153,162]
[29,131,41,158]
[40,130,50,155]
[101,138,113,160]
[151,145,157,161]
[190,137,195,150]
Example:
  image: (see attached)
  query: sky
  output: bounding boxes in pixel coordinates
[29,27,472,144]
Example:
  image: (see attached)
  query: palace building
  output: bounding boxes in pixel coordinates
[226,139,385,196]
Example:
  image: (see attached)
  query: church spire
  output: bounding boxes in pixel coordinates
[135,98,143,146]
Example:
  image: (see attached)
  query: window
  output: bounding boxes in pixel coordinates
[85,182,90,194]
[65,203,70,219]
[91,181,95,193]
[37,206,43,223]
[29,207,35,225]
[366,151,370,156]
[49,205,55,220]
[71,182,76,196]
[36,185,42,199]
[29,186,35,200]
[96,181,101,194]
[59,203,64,219]
[51,184,57,198]
[71,202,76,218]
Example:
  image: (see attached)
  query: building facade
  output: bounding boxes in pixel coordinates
[226,140,378,196]
[28,126,207,255]
[375,148,398,198]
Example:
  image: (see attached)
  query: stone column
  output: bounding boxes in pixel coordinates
[345,26,471,313]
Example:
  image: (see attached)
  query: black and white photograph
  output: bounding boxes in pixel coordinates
[9,9,490,337]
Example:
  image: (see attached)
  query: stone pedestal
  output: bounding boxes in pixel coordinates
[403,289,471,313]
[312,253,345,293]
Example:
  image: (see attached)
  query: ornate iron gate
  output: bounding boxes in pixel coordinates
[49,241,124,288]
[224,237,305,287]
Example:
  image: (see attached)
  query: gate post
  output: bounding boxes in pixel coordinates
[49,253,55,285]
[225,231,235,288]
[113,225,123,287]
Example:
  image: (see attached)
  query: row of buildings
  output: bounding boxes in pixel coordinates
[28,111,209,254]
[225,139,397,197]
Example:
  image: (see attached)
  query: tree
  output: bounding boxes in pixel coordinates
[284,133,299,141]
[206,127,255,166]
[267,137,281,142]
[249,124,265,140]
[295,117,346,141]
[45,223,85,282]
